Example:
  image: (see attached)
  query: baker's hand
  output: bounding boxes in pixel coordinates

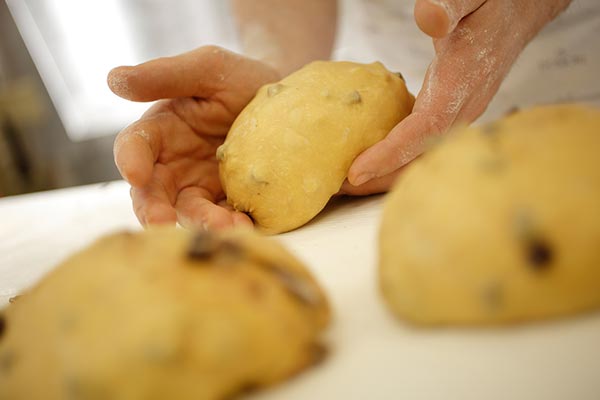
[343,0,572,194]
[108,46,280,229]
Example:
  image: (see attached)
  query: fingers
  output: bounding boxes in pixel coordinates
[348,111,448,186]
[130,165,178,227]
[339,170,402,196]
[107,45,280,103]
[348,35,481,185]
[414,0,487,38]
[131,187,177,227]
[114,101,220,187]
[129,164,252,231]
[351,0,530,187]
[107,46,235,102]
[175,187,253,230]
[113,119,162,187]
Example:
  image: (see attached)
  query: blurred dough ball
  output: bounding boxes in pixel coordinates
[0,228,330,399]
[379,104,600,325]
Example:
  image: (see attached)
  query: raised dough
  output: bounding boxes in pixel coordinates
[219,61,413,234]
[379,104,600,325]
[0,228,330,399]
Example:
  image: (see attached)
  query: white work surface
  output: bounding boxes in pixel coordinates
[1,180,600,399]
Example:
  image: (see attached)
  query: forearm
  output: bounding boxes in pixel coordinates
[230,0,337,76]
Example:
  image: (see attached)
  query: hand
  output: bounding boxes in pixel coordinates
[108,46,280,230]
[345,0,573,192]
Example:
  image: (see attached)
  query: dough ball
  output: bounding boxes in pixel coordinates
[219,61,414,234]
[0,228,330,399]
[379,104,600,325]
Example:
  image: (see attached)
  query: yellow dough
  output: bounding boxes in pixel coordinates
[379,104,600,325]
[219,61,414,234]
[0,228,330,399]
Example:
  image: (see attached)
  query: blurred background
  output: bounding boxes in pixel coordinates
[0,0,239,196]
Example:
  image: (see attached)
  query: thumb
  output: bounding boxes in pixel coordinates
[347,110,451,186]
[414,0,487,38]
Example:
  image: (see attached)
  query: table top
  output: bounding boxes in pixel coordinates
[1,180,600,400]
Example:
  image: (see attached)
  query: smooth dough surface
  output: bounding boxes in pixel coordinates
[379,104,600,325]
[0,228,330,400]
[219,61,414,234]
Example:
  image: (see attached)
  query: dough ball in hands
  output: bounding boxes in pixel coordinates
[379,104,600,326]
[219,61,414,234]
[0,228,330,400]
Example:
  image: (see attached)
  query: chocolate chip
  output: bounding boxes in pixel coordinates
[218,239,245,258]
[345,90,362,105]
[394,72,405,81]
[187,232,218,260]
[481,122,501,135]
[505,106,520,116]
[224,382,260,400]
[526,238,553,270]
[8,295,22,304]
[308,342,328,367]
[513,210,554,271]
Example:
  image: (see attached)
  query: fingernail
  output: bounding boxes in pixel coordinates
[353,172,376,186]
[107,68,133,97]
[107,72,128,94]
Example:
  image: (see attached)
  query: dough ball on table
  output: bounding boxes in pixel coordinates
[0,228,330,400]
[379,104,600,325]
[219,61,414,234]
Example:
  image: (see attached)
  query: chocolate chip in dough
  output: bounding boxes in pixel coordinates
[481,122,501,136]
[224,382,260,400]
[8,295,22,304]
[345,90,362,105]
[187,232,218,260]
[394,72,405,81]
[526,238,554,271]
[513,209,554,271]
[218,239,245,258]
[308,342,328,367]
[505,105,520,116]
